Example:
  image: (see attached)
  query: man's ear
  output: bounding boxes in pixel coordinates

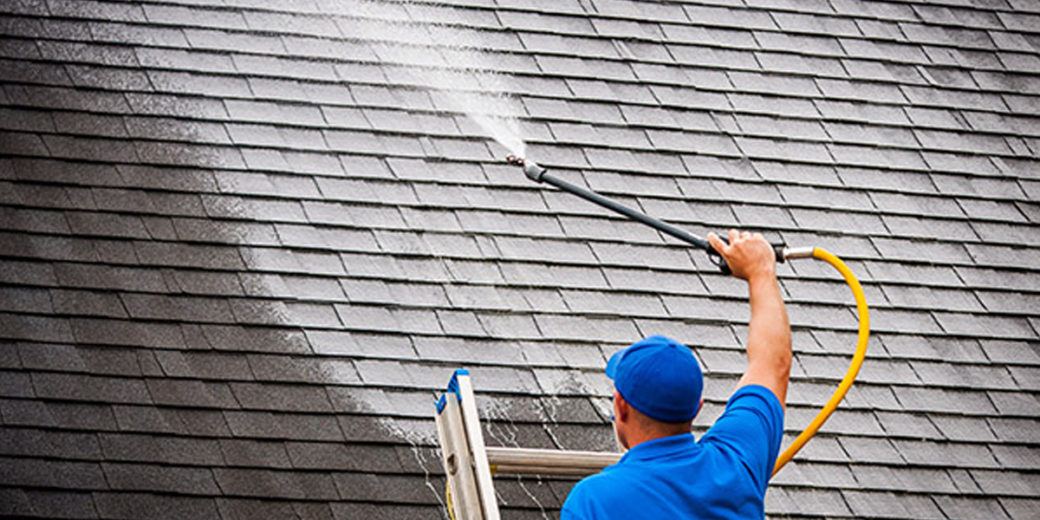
[614,391,630,423]
[697,398,704,416]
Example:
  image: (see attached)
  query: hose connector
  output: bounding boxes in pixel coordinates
[783,246,815,260]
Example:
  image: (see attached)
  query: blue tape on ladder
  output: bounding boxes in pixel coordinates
[436,368,470,414]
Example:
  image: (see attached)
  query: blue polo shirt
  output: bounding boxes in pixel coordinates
[561,385,784,519]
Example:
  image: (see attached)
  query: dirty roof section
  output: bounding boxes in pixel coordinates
[1,0,1039,518]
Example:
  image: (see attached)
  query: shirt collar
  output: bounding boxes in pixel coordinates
[617,432,697,464]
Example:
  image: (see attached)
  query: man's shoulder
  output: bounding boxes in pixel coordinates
[699,383,786,492]
[567,464,636,501]
[562,466,633,518]
[571,463,628,493]
[727,383,783,410]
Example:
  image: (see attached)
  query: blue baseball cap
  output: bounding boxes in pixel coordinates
[606,335,703,423]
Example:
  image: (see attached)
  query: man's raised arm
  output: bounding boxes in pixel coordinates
[707,229,792,408]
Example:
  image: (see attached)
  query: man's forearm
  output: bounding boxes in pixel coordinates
[708,229,793,404]
[743,273,792,403]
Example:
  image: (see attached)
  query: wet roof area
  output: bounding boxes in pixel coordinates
[1,0,1039,518]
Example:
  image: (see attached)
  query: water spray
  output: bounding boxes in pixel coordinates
[505,154,870,475]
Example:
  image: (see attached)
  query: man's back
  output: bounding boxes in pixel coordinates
[561,385,784,520]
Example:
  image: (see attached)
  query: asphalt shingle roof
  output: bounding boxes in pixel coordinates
[1,0,1039,518]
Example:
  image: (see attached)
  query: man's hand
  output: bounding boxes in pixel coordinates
[707,229,776,282]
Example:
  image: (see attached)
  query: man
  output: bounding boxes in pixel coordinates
[561,229,792,519]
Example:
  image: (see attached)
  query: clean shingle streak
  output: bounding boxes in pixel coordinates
[1,0,1038,518]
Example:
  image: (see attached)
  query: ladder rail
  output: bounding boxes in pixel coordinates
[435,395,484,518]
[455,374,500,520]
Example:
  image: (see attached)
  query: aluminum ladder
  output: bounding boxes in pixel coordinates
[434,369,620,519]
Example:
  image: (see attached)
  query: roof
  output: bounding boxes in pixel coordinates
[1,0,1038,518]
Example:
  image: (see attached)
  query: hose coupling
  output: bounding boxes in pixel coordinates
[783,246,815,260]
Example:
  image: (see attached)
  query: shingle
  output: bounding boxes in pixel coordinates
[240,247,344,276]
[154,348,253,379]
[895,439,1002,468]
[94,492,220,520]
[0,427,102,460]
[977,338,1040,365]
[964,242,1037,269]
[0,0,48,15]
[215,498,300,520]
[285,442,400,473]
[0,376,41,399]
[843,490,944,519]
[0,457,106,490]
[2,488,98,519]
[668,43,760,72]
[851,464,957,495]
[0,343,20,369]
[870,237,973,265]
[122,293,235,324]
[20,343,141,377]
[198,323,309,354]
[285,37,376,64]
[936,495,1011,520]
[973,469,1040,499]
[929,414,998,442]
[0,285,51,314]
[1010,365,1040,391]
[47,401,119,431]
[214,467,339,500]
[899,385,995,415]
[31,371,152,404]
[560,289,667,317]
[884,335,985,365]
[534,314,639,343]
[218,438,291,469]
[731,204,796,228]
[105,461,223,495]
[989,416,1040,443]
[143,378,237,408]
[330,473,425,505]
[0,388,45,415]
[934,311,1036,339]
[142,3,245,28]
[736,137,832,163]
[989,387,1040,417]
[230,382,333,413]
[330,502,440,520]
[224,410,342,442]
[779,488,850,516]
[112,404,208,435]
[327,387,427,418]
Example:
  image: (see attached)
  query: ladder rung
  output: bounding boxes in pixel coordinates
[485,447,621,476]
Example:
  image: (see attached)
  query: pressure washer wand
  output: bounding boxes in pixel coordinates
[504,155,871,475]
[506,155,785,274]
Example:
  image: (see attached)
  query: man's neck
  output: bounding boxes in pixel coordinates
[625,429,690,450]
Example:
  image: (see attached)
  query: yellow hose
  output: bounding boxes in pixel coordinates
[772,247,870,475]
[446,481,456,520]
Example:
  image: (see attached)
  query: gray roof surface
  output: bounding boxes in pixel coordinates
[1,0,1039,518]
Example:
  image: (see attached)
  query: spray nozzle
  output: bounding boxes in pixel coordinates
[505,155,547,183]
